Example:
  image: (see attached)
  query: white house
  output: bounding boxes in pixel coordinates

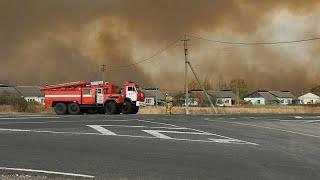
[15,86,45,104]
[297,92,320,104]
[244,91,278,105]
[189,90,236,107]
[269,91,294,105]
[141,88,165,106]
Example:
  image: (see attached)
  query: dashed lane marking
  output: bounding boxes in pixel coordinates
[0,167,94,178]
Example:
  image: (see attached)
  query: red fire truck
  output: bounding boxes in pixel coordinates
[41,81,145,115]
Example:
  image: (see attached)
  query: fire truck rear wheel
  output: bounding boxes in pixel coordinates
[105,101,117,115]
[54,102,67,115]
[131,106,139,114]
[67,103,80,115]
[122,100,132,114]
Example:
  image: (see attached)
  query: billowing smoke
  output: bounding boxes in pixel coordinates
[1,0,320,94]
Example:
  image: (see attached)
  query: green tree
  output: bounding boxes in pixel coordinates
[229,78,248,104]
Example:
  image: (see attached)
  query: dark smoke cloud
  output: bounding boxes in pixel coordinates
[0,0,320,94]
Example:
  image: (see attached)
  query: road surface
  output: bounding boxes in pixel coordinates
[0,114,319,179]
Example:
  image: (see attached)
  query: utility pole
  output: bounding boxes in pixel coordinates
[182,34,190,114]
[100,64,106,82]
[187,61,218,114]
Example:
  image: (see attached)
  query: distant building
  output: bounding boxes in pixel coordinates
[269,91,295,105]
[189,89,236,107]
[297,92,320,104]
[141,88,165,106]
[15,86,45,104]
[244,91,278,105]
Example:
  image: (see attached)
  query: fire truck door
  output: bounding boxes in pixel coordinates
[96,88,104,104]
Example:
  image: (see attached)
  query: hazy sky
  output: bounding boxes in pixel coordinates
[1,0,320,93]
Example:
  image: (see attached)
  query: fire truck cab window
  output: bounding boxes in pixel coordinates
[83,89,91,95]
[128,86,134,91]
[97,89,102,93]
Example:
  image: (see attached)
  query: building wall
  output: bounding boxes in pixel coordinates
[244,97,265,105]
[144,97,155,106]
[24,96,45,105]
[277,98,293,105]
[216,98,232,106]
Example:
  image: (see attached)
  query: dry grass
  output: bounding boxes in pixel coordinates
[2,104,320,115]
[0,104,53,115]
[138,105,320,114]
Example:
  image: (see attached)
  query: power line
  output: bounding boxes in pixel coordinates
[189,34,320,45]
[110,38,180,69]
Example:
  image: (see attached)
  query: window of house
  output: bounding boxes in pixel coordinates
[145,98,152,104]
[257,100,260,104]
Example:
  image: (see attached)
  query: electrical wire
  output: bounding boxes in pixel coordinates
[189,34,320,45]
[110,38,181,69]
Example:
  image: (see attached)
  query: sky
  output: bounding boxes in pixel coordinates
[1,0,320,94]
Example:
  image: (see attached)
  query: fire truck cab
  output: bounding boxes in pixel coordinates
[41,81,145,115]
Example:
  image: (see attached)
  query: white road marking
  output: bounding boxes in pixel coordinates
[204,119,320,139]
[135,120,257,145]
[0,126,257,145]
[0,167,94,178]
[96,125,188,129]
[137,119,181,128]
[0,119,138,125]
[294,116,303,119]
[142,130,172,139]
[86,125,117,135]
[0,117,59,120]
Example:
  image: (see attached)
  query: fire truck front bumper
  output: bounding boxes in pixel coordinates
[136,101,146,107]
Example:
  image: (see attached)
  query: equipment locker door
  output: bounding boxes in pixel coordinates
[96,88,104,104]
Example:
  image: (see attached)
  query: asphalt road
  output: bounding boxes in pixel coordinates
[0,114,320,179]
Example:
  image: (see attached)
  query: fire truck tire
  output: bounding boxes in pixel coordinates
[122,100,132,114]
[54,102,67,115]
[67,103,80,115]
[105,101,117,115]
[131,106,139,114]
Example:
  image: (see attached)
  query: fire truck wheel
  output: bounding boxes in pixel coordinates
[131,106,139,114]
[122,100,132,114]
[105,101,117,115]
[67,103,80,115]
[54,103,67,115]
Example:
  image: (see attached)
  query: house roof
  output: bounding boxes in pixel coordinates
[15,86,44,97]
[245,91,277,101]
[269,91,295,98]
[0,87,20,96]
[190,90,236,99]
[142,89,165,100]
